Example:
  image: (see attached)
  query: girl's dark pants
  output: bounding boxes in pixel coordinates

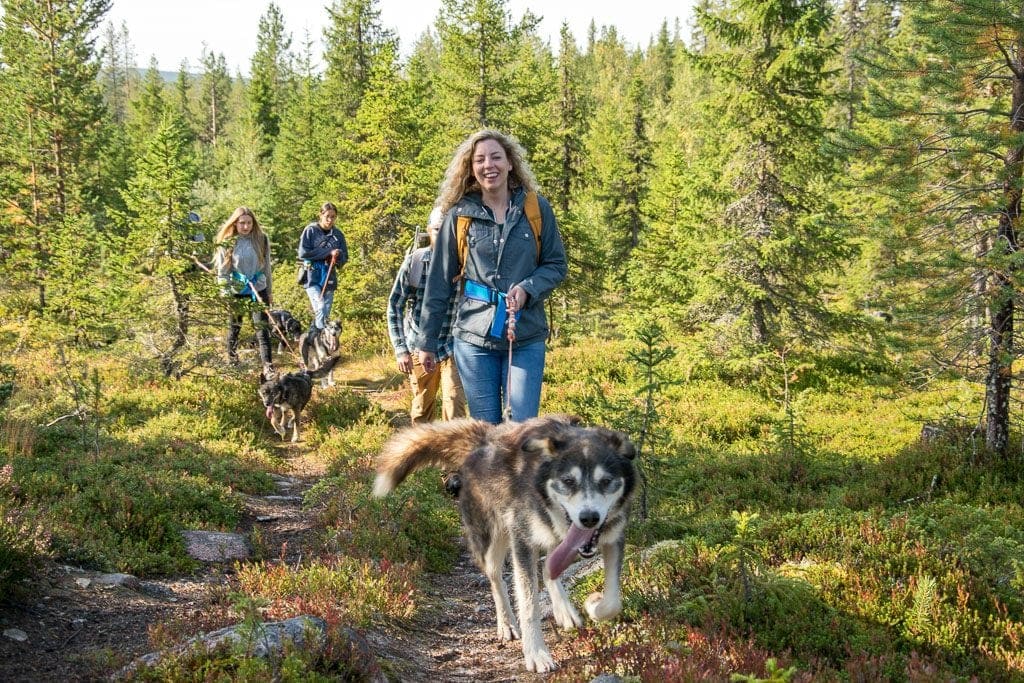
[227,290,272,364]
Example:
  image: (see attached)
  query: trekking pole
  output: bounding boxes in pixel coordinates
[319,252,338,298]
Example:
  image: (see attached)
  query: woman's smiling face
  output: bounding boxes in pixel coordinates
[472,138,509,194]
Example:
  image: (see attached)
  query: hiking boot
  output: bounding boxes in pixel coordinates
[227,353,240,366]
[262,362,275,378]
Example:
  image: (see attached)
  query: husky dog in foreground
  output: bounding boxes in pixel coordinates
[268,309,303,354]
[258,356,340,442]
[373,414,637,673]
[299,320,341,387]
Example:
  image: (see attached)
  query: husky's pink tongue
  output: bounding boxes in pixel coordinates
[265,405,274,420]
[546,524,594,580]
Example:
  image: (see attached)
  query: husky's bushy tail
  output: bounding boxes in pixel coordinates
[373,418,495,497]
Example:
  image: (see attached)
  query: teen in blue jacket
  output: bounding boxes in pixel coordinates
[297,202,348,331]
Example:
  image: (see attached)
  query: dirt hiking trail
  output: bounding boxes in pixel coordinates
[0,362,585,682]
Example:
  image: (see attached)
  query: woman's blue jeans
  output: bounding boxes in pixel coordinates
[454,338,546,424]
[304,285,335,330]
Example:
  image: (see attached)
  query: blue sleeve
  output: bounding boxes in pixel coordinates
[298,225,336,262]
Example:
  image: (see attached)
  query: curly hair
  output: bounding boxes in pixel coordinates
[215,206,269,264]
[436,129,540,215]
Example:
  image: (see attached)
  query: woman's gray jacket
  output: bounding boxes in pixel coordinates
[418,188,567,351]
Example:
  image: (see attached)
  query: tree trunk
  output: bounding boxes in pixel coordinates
[985,38,1024,457]
[163,273,189,378]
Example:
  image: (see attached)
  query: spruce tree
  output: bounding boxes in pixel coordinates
[128,59,168,148]
[580,33,650,278]
[332,42,423,330]
[860,0,1024,456]
[248,2,294,160]
[404,29,450,194]
[322,0,397,122]
[269,35,329,230]
[115,112,201,377]
[435,0,536,140]
[0,0,111,314]
[681,0,854,348]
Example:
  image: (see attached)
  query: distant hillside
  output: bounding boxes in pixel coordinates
[133,68,193,83]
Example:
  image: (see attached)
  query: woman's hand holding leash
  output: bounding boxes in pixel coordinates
[320,250,340,297]
[506,284,526,342]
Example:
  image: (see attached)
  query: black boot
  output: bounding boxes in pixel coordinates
[226,321,241,365]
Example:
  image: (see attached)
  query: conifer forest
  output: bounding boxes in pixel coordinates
[2,0,1024,680]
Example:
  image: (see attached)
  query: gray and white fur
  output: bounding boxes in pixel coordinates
[373,414,637,673]
[258,356,340,442]
[299,320,341,387]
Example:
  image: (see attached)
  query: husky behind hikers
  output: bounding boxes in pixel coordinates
[372,414,637,673]
[299,320,341,387]
[258,356,340,442]
[268,309,303,355]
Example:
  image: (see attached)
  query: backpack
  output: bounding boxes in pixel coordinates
[453,191,542,282]
[406,247,430,289]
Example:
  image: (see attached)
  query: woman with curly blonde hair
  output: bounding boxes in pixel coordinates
[417,129,567,424]
[214,206,274,372]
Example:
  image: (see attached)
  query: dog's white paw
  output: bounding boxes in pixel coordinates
[551,601,583,630]
[585,591,622,622]
[522,645,557,673]
[496,621,520,642]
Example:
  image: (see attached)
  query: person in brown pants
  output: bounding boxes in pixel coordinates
[387,206,466,423]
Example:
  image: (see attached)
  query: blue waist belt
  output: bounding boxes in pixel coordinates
[231,270,264,301]
[463,279,520,338]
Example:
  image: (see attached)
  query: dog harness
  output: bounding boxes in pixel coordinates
[463,279,521,339]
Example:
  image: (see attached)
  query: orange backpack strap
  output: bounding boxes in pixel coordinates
[454,214,472,283]
[523,191,542,261]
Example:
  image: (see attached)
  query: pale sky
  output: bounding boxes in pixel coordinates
[104,0,693,75]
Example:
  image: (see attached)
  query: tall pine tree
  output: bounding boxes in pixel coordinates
[0,0,111,314]
[248,2,294,160]
[116,112,201,377]
[860,0,1024,456]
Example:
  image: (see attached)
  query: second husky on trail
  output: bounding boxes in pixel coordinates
[299,320,341,388]
[373,414,637,674]
[258,356,340,443]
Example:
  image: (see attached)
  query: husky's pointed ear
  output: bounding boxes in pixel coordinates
[596,427,636,460]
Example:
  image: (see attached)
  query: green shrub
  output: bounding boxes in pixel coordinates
[0,486,45,600]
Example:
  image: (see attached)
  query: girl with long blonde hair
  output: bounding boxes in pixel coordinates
[213,206,274,372]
